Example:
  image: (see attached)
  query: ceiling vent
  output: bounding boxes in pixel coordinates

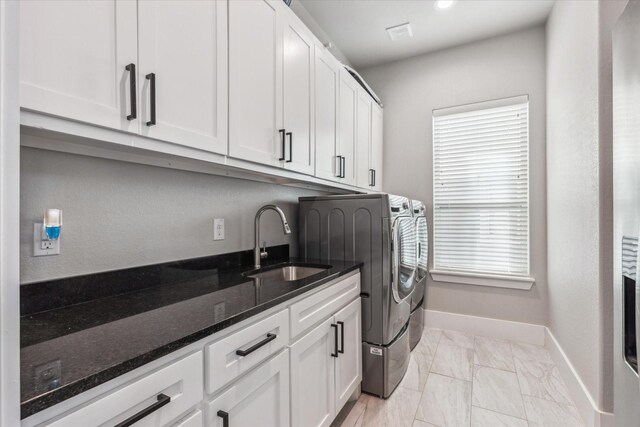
[385,22,413,41]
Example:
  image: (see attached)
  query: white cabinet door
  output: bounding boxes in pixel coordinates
[282,13,315,175]
[228,0,284,167]
[334,298,362,411]
[290,317,336,427]
[338,69,358,186]
[314,46,340,182]
[137,0,227,154]
[370,103,383,191]
[208,350,290,427]
[20,0,138,132]
[356,89,372,188]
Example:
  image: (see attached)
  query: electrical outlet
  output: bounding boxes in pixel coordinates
[34,223,60,256]
[214,218,225,241]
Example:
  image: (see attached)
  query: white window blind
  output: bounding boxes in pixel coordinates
[432,96,530,277]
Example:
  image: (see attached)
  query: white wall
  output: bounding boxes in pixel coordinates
[20,146,326,283]
[360,26,547,325]
[546,0,626,414]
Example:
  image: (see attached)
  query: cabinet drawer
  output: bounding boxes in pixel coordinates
[289,272,360,340]
[205,309,289,395]
[207,349,290,427]
[173,410,203,427]
[46,351,203,427]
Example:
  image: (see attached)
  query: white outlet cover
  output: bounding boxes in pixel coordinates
[34,223,60,256]
[214,218,225,241]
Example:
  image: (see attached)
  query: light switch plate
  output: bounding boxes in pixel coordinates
[214,218,225,241]
[34,223,60,256]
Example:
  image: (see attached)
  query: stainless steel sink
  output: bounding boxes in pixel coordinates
[247,265,328,282]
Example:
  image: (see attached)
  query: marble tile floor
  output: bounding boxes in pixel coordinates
[335,327,583,427]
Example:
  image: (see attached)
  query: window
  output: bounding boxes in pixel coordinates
[432,95,530,282]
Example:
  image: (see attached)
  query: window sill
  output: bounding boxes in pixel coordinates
[429,269,535,290]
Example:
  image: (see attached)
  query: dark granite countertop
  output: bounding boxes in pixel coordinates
[20,246,361,419]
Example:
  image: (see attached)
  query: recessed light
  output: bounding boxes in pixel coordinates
[385,22,413,41]
[434,0,455,10]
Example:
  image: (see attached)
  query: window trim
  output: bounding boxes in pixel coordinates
[430,269,535,290]
[431,95,532,283]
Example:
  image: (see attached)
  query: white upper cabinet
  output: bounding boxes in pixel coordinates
[338,69,358,186]
[282,13,315,175]
[228,0,283,167]
[356,88,372,188]
[20,0,138,132]
[314,46,340,182]
[370,103,383,191]
[137,0,228,154]
[229,1,315,174]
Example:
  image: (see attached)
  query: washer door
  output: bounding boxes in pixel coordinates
[415,216,429,283]
[392,216,417,303]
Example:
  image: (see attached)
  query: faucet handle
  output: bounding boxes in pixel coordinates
[260,241,268,259]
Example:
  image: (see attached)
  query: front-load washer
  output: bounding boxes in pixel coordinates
[299,194,417,397]
[409,200,428,350]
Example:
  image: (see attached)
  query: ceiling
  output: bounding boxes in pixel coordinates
[298,0,555,69]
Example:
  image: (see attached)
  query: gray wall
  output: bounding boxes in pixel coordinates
[20,146,326,283]
[546,0,627,413]
[360,26,548,325]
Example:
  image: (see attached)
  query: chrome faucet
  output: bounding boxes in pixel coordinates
[254,205,292,269]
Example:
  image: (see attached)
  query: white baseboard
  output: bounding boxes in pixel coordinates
[544,328,614,427]
[423,309,545,345]
[423,309,613,427]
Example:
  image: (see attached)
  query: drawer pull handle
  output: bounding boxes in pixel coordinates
[331,324,339,357]
[279,129,286,161]
[235,333,277,357]
[125,63,137,121]
[146,72,156,126]
[217,410,230,427]
[114,393,170,427]
[337,321,345,354]
[286,132,293,163]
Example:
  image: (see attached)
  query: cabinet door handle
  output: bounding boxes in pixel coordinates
[418,242,421,259]
[337,321,345,354]
[331,324,339,357]
[286,132,293,163]
[146,73,156,126]
[114,393,170,427]
[373,169,376,187]
[341,157,346,178]
[235,333,277,357]
[125,63,137,121]
[217,410,230,427]
[336,156,343,178]
[369,169,374,186]
[279,129,286,161]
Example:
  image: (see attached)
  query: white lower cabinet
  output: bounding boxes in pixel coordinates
[290,297,362,427]
[290,318,336,427]
[27,273,361,427]
[207,349,290,427]
[173,410,203,427]
[334,299,362,410]
[45,351,203,427]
